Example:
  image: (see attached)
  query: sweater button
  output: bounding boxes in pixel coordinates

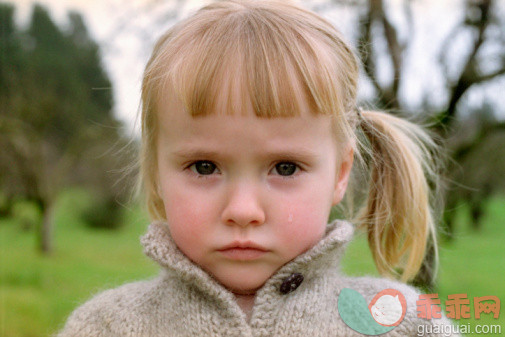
[279,273,304,294]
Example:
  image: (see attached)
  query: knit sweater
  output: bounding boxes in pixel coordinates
[57,220,460,336]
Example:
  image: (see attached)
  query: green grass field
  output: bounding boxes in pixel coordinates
[1,189,504,336]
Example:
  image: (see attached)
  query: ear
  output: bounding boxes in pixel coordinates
[332,144,354,206]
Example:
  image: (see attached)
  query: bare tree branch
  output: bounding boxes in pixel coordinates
[443,0,493,128]
[357,0,409,110]
[358,2,384,98]
[379,1,403,108]
[474,67,505,83]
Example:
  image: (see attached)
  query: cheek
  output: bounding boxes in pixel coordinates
[274,191,331,253]
[160,179,215,256]
[288,181,334,224]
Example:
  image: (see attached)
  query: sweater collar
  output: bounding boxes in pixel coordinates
[141,219,354,300]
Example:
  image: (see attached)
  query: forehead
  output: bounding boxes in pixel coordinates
[155,89,338,159]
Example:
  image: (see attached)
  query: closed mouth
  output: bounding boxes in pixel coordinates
[218,241,268,252]
[217,241,269,260]
[217,247,268,260]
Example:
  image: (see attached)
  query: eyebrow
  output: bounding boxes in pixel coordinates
[171,149,222,159]
[171,148,321,162]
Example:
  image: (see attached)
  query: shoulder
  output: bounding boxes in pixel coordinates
[337,275,461,337]
[56,276,169,337]
[339,275,421,302]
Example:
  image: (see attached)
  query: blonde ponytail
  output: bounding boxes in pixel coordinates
[355,109,441,282]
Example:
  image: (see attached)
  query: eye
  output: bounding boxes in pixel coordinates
[189,161,217,175]
[273,162,298,176]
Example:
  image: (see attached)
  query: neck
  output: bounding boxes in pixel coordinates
[234,293,256,322]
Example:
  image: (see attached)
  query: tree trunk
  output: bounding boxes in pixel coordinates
[35,198,53,254]
[41,203,53,253]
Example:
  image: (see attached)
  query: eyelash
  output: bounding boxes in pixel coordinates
[271,161,301,177]
[186,160,220,177]
[185,160,303,178]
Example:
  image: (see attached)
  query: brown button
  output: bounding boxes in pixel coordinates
[279,273,304,294]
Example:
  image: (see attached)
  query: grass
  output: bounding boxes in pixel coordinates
[0,189,158,337]
[1,189,504,336]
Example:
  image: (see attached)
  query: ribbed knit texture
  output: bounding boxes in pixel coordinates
[57,220,460,336]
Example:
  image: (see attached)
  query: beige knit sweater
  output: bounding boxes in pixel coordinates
[57,220,460,336]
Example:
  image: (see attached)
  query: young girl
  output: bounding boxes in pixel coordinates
[58,1,460,336]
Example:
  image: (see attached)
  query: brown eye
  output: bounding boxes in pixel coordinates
[190,161,217,175]
[274,162,297,176]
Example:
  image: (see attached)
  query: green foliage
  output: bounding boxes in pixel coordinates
[81,195,123,230]
[11,199,42,231]
[0,3,137,241]
[21,4,113,137]
[0,3,23,97]
[0,190,10,216]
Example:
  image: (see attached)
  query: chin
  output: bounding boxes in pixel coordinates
[219,274,268,295]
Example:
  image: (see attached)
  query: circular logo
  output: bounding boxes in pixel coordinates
[338,288,407,335]
[369,289,407,327]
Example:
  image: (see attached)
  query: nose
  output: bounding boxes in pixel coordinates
[221,181,265,227]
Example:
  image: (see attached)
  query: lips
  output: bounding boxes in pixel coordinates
[218,241,268,251]
[217,241,269,261]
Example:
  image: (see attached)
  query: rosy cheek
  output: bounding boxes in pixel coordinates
[276,199,326,251]
[162,189,211,255]
[291,192,328,224]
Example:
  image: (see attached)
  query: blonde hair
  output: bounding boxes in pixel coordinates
[139,0,441,282]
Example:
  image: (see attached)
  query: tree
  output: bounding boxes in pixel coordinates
[0,4,133,253]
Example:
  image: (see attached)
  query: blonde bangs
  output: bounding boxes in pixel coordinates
[144,0,351,120]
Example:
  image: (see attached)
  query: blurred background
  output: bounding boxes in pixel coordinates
[1,0,504,336]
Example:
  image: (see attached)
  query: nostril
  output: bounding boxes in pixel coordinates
[223,211,266,227]
[222,203,265,227]
[221,183,266,226]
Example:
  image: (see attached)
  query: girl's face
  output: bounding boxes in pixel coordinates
[156,94,353,295]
